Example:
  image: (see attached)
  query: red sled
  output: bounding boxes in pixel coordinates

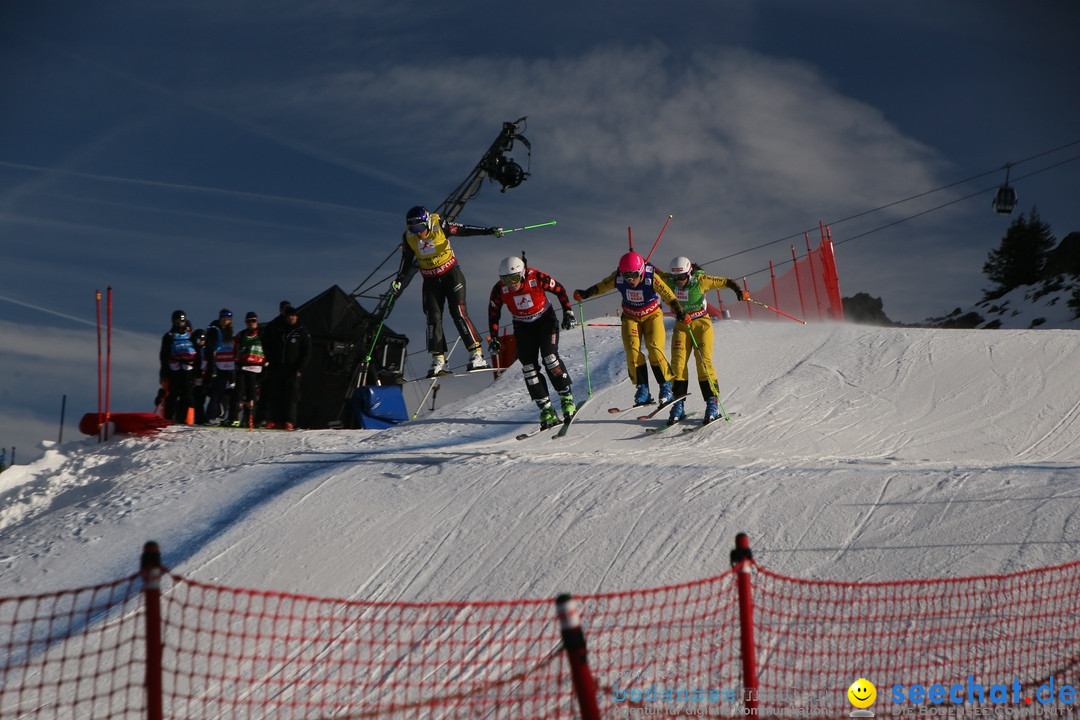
[79,412,173,437]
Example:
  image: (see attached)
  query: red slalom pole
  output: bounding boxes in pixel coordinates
[95,289,103,442]
[627,226,633,252]
[643,213,673,263]
[750,298,806,325]
[106,286,113,440]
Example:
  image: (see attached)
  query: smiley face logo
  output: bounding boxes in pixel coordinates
[847,678,877,709]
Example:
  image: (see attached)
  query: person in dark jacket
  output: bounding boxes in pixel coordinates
[191,328,210,424]
[229,312,267,427]
[204,309,236,424]
[270,305,311,430]
[158,309,197,424]
[256,300,291,426]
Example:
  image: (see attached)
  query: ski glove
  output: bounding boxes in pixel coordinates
[488,337,502,354]
[390,279,403,294]
[489,227,504,238]
[573,288,589,301]
[561,311,575,330]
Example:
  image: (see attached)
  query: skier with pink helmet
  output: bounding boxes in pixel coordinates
[574,251,683,407]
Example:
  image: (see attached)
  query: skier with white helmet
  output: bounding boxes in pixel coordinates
[488,257,578,430]
[661,256,748,426]
[392,205,504,378]
[573,251,683,408]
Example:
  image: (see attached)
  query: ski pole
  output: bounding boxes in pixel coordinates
[577,301,592,397]
[684,318,731,424]
[643,213,673,263]
[501,220,557,234]
[413,337,460,418]
[749,298,806,325]
[362,286,400,368]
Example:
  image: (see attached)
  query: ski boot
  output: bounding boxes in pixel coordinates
[667,399,685,426]
[427,354,447,378]
[466,346,489,371]
[539,403,560,430]
[658,380,674,407]
[703,397,720,425]
[560,394,577,420]
[634,383,653,406]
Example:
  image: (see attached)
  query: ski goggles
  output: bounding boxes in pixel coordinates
[500,272,523,286]
[671,272,690,283]
[407,221,429,234]
[621,270,642,281]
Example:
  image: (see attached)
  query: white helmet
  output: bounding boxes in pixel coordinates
[670,256,693,275]
[499,256,526,278]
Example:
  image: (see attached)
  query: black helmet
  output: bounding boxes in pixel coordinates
[405,205,431,233]
[192,328,206,341]
[171,309,187,324]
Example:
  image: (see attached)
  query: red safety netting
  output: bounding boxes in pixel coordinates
[0,574,145,719]
[749,561,1080,718]
[158,575,565,719]
[4,552,1080,719]
[155,569,741,719]
[715,231,844,324]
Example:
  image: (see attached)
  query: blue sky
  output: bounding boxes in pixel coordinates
[2,1,1079,460]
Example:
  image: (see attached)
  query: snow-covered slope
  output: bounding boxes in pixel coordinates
[2,320,1079,604]
[927,278,1080,330]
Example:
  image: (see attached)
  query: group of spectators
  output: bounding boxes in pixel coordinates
[158,300,311,430]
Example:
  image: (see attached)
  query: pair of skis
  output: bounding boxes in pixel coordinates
[515,400,588,441]
[404,367,496,383]
[607,394,689,421]
[645,414,717,435]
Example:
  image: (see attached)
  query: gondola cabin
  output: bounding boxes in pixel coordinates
[993,184,1018,215]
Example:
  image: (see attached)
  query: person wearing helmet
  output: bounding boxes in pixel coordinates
[158,309,197,424]
[488,256,578,430]
[392,205,505,377]
[204,309,236,425]
[230,312,267,428]
[660,256,749,426]
[191,328,210,425]
[574,251,682,407]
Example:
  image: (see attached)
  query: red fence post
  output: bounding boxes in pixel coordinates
[805,233,823,320]
[819,227,845,320]
[769,261,779,310]
[556,594,601,720]
[730,533,758,714]
[96,289,103,442]
[141,542,164,720]
[790,246,808,322]
[106,286,112,440]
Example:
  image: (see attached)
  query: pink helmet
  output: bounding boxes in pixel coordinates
[618,251,645,276]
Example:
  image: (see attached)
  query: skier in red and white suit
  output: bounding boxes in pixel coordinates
[487,257,578,430]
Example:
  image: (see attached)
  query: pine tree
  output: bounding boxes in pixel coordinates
[982,207,1056,300]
